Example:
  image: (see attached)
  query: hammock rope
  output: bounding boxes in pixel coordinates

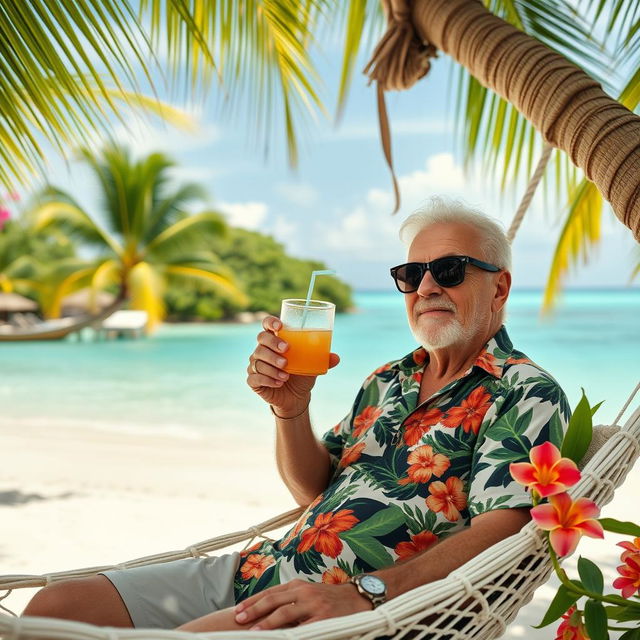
[1,394,639,640]
[613,380,640,426]
[506,144,554,244]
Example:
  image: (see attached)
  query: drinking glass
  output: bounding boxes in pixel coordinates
[278,299,335,376]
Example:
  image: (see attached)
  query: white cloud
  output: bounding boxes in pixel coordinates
[218,201,268,230]
[110,117,220,158]
[322,152,482,262]
[275,182,318,207]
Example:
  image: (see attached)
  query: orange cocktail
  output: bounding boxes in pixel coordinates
[278,327,332,376]
[278,299,335,376]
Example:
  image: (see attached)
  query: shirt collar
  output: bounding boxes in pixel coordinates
[393,325,514,380]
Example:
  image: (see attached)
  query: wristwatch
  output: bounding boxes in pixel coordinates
[350,573,387,608]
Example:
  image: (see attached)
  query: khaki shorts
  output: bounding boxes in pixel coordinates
[100,552,241,629]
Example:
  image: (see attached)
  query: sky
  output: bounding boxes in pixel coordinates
[29,29,640,295]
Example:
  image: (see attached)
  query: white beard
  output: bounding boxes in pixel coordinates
[410,298,489,351]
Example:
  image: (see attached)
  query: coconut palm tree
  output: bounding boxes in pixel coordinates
[1,1,638,305]
[29,144,247,330]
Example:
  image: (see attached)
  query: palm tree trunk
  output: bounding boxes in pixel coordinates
[408,0,640,242]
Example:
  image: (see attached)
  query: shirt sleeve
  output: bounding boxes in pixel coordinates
[467,368,571,518]
[318,370,376,477]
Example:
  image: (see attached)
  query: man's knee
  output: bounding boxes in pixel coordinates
[23,576,133,627]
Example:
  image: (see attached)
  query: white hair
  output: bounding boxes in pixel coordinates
[399,196,512,271]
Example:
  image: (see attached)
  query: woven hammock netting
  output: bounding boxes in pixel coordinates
[365,0,640,242]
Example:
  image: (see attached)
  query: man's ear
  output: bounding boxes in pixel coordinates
[491,270,511,313]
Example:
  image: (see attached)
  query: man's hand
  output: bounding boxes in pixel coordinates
[234,580,371,630]
[247,315,340,417]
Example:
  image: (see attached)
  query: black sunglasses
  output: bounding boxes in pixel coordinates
[390,255,501,292]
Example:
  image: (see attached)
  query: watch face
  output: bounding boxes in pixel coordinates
[360,574,385,595]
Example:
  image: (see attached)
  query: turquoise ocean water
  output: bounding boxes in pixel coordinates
[1,290,638,436]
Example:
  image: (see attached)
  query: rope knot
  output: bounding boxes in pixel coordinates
[364,0,437,92]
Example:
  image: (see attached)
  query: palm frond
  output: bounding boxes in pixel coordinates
[140,0,327,167]
[127,261,165,330]
[0,0,156,188]
[145,183,209,244]
[43,261,98,318]
[164,264,248,306]
[91,259,122,291]
[29,189,123,257]
[144,211,228,259]
[335,0,383,121]
[542,179,602,312]
[454,0,610,197]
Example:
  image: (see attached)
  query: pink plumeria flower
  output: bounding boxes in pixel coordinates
[0,207,10,231]
[531,492,603,556]
[510,441,581,498]
[617,537,640,561]
[555,606,589,640]
[613,552,640,599]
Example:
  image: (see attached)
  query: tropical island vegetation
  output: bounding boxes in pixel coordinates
[0,146,353,328]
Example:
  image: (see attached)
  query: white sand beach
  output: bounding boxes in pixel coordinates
[1,418,638,638]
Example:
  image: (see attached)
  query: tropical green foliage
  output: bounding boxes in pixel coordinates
[0,212,74,299]
[0,0,325,187]
[28,145,247,329]
[165,227,353,321]
[1,0,638,308]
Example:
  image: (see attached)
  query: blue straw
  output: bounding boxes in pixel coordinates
[301,270,335,327]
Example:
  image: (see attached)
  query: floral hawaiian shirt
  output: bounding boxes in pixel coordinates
[233,326,570,602]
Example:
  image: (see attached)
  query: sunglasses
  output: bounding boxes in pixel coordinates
[390,255,501,292]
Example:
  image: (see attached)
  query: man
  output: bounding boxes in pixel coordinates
[23,198,570,632]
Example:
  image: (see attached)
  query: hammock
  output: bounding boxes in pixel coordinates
[1,397,639,640]
[2,1,640,638]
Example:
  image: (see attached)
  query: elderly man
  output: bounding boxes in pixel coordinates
[23,199,569,632]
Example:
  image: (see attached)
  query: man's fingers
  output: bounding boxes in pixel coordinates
[262,315,282,333]
[235,587,301,625]
[250,603,309,631]
[252,344,288,370]
[257,330,289,354]
[247,359,289,384]
[328,353,340,369]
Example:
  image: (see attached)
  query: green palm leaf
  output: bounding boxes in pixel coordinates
[543,179,602,311]
[140,0,327,167]
[144,211,228,259]
[164,264,248,306]
[127,261,165,329]
[30,190,123,257]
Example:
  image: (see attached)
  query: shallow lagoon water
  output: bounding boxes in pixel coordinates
[1,289,638,436]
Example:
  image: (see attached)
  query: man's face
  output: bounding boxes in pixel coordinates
[404,222,501,351]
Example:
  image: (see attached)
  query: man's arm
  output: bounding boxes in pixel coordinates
[375,507,531,597]
[247,315,336,507]
[233,507,531,630]
[273,407,333,506]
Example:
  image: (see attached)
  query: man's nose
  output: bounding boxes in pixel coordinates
[416,269,444,297]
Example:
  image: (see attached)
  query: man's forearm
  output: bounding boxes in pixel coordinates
[274,408,332,506]
[374,508,531,599]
